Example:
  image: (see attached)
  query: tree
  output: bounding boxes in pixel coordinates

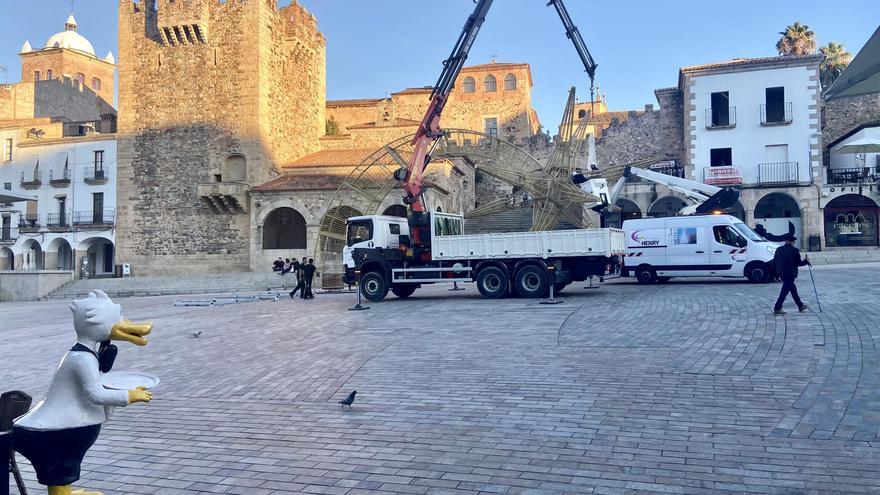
[819,41,852,89]
[776,22,817,56]
[325,116,340,136]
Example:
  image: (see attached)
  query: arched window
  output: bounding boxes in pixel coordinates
[75,73,85,87]
[462,76,476,93]
[504,73,517,91]
[222,154,247,181]
[46,69,53,79]
[578,109,587,118]
[263,207,307,249]
[34,71,41,82]
[483,75,497,92]
[91,78,101,91]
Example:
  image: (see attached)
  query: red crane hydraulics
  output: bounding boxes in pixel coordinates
[396,0,597,247]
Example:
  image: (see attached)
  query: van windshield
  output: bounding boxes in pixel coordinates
[734,223,766,242]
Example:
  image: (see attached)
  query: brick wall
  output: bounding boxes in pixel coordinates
[822,93,880,151]
[20,49,116,104]
[595,109,661,167]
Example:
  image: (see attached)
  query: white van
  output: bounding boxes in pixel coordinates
[621,214,777,284]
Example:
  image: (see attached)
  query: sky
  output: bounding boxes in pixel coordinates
[1,0,877,128]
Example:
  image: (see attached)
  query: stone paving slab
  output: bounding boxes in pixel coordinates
[3,266,880,494]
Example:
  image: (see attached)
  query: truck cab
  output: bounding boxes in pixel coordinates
[342,215,411,285]
[621,214,777,283]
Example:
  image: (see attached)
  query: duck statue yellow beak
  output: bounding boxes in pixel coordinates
[109,320,152,346]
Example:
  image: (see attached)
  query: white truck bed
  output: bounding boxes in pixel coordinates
[432,228,626,261]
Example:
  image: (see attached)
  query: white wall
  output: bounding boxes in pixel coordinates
[690,65,818,185]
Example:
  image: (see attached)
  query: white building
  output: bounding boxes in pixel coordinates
[0,15,117,277]
[681,54,824,249]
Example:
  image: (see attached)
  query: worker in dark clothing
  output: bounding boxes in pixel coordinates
[289,257,306,299]
[302,258,318,299]
[773,234,810,315]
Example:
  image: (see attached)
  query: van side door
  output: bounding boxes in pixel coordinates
[664,218,710,274]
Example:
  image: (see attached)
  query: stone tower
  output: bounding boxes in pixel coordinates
[116,0,325,275]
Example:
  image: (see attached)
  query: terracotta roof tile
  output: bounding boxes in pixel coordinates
[326,98,385,108]
[391,87,432,96]
[587,110,642,125]
[680,54,823,73]
[253,174,345,191]
[283,149,383,168]
[461,62,530,71]
[348,118,420,130]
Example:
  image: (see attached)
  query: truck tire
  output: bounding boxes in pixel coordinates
[476,266,508,299]
[391,285,417,298]
[635,266,657,285]
[745,262,771,283]
[514,265,549,298]
[360,272,389,301]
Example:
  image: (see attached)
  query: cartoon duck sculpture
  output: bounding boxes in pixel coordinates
[11,290,154,495]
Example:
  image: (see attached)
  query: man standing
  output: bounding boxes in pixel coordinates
[773,234,810,315]
[302,258,318,299]
[289,257,306,299]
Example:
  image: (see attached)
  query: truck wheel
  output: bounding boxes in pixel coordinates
[476,266,508,299]
[514,265,549,298]
[746,262,770,283]
[635,266,657,285]
[391,285,416,298]
[360,272,389,301]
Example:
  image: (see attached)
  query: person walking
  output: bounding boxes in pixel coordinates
[302,258,318,299]
[289,257,305,299]
[773,234,810,315]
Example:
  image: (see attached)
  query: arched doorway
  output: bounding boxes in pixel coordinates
[262,207,307,249]
[0,247,13,270]
[21,239,43,270]
[48,238,73,270]
[606,198,642,228]
[754,193,802,248]
[382,205,408,218]
[648,196,687,218]
[727,201,745,221]
[824,194,879,247]
[78,237,115,278]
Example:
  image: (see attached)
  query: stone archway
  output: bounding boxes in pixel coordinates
[754,192,803,247]
[21,239,43,271]
[607,198,642,228]
[0,247,13,270]
[47,238,74,270]
[728,201,746,221]
[262,207,307,250]
[77,237,115,279]
[382,204,408,218]
[824,194,879,247]
[648,196,687,218]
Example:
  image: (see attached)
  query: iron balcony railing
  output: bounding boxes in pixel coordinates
[49,169,71,184]
[760,102,793,125]
[827,167,879,185]
[18,214,40,229]
[20,171,42,186]
[82,167,108,182]
[705,106,736,129]
[757,161,799,185]
[0,227,18,244]
[46,212,72,228]
[73,209,115,226]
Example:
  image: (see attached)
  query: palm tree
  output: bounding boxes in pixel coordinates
[776,22,817,56]
[819,41,853,89]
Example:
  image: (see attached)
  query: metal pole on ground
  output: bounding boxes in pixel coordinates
[807,264,822,313]
[584,275,599,289]
[540,265,563,305]
[348,269,369,311]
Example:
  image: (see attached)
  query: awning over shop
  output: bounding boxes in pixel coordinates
[0,191,37,203]
[825,26,880,100]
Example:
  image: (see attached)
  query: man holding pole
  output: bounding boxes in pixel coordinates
[773,234,810,315]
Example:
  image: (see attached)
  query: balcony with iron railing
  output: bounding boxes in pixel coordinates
[757,161,800,185]
[83,167,108,184]
[73,209,115,227]
[18,214,40,231]
[49,169,71,187]
[0,227,19,244]
[20,171,42,189]
[46,212,72,229]
[705,106,736,129]
[826,167,879,185]
[760,102,793,126]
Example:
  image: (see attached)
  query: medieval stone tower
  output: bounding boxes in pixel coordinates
[116,0,325,275]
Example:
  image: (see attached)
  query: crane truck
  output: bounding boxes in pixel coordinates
[342,0,627,302]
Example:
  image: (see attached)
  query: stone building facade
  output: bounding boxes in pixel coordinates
[116,0,326,275]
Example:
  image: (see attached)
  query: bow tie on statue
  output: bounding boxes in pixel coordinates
[70,341,118,372]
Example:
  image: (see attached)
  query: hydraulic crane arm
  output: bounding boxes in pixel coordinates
[546,0,597,85]
[606,166,740,216]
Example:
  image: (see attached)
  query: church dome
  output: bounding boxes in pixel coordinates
[44,15,96,57]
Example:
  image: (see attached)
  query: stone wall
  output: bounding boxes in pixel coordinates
[654,88,686,164]
[116,0,325,275]
[20,48,116,104]
[0,78,113,122]
[822,92,880,153]
[595,108,661,167]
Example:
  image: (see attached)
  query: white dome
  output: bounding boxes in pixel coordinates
[44,15,96,57]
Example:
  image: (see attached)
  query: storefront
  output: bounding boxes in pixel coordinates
[824,194,879,247]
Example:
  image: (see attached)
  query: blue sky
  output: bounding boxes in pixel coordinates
[1,1,877,128]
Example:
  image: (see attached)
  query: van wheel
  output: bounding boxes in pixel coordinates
[514,265,549,298]
[746,262,770,283]
[391,285,416,298]
[635,266,657,285]
[476,266,508,299]
[360,272,389,301]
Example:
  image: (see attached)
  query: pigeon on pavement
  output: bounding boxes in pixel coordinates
[338,390,357,408]
[192,330,202,338]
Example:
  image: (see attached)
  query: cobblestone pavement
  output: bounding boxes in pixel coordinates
[3,264,880,494]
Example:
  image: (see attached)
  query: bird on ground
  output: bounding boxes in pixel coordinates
[338,390,357,408]
[192,330,202,338]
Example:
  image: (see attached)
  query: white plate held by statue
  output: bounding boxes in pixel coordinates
[101,371,160,390]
